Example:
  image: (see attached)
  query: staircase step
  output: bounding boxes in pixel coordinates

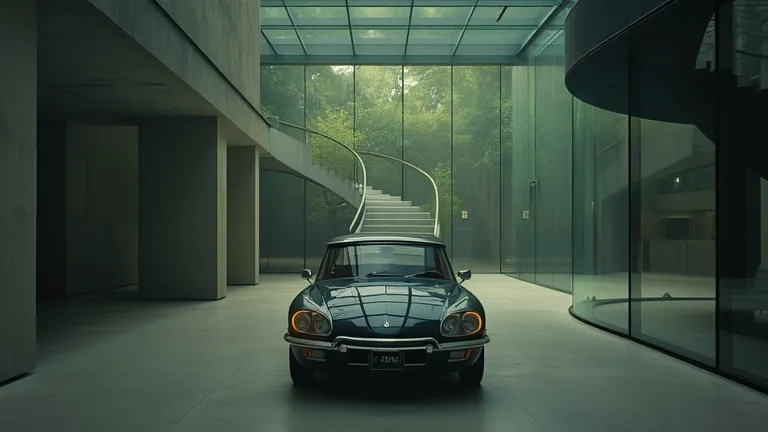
[364,218,434,226]
[361,225,436,234]
[367,201,413,207]
[366,195,402,201]
[366,212,432,219]
[365,206,422,212]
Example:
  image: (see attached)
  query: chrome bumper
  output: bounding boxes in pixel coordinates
[284,333,489,353]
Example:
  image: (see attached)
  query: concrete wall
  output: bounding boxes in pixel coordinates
[227,147,260,285]
[0,0,37,383]
[138,117,227,300]
[65,125,138,295]
[155,0,261,109]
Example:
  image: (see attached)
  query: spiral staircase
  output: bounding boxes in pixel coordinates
[261,118,440,238]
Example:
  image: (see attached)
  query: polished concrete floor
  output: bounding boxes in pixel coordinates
[1,275,768,432]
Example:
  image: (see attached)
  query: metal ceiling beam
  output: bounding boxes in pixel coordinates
[344,0,356,56]
[262,24,543,31]
[452,0,480,57]
[403,0,415,56]
[261,29,278,55]
[280,0,308,56]
[260,54,533,66]
[262,1,556,6]
[515,0,568,57]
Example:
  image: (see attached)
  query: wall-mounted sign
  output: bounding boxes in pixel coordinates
[522,210,530,219]
[461,210,468,220]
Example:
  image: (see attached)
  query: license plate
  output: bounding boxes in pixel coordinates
[370,351,403,370]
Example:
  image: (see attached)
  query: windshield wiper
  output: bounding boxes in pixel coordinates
[364,271,403,277]
[405,270,446,279]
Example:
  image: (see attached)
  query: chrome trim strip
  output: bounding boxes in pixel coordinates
[284,333,489,352]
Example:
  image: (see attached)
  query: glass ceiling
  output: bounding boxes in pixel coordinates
[260,0,568,65]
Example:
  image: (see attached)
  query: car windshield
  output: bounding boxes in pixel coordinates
[316,242,453,281]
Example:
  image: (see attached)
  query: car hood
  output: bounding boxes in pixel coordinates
[306,278,462,338]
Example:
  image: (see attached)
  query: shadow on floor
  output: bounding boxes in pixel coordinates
[288,372,485,406]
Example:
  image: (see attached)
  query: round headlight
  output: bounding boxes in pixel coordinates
[313,313,331,334]
[291,310,332,336]
[462,312,481,334]
[292,311,312,333]
[441,310,482,337]
[441,314,460,335]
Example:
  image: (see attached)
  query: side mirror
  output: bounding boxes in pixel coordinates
[457,269,472,283]
[301,269,313,283]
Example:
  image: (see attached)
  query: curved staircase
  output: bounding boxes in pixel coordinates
[264,118,440,238]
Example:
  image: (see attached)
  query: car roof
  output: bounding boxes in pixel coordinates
[327,233,446,247]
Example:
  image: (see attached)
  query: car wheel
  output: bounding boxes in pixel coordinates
[459,348,484,386]
[289,348,314,386]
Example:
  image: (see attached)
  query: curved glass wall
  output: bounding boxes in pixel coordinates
[570,0,768,391]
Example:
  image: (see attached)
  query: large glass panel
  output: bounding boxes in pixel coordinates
[572,99,629,332]
[260,65,305,141]
[403,66,452,249]
[718,0,768,387]
[355,66,404,198]
[505,67,536,282]
[533,35,573,292]
[259,171,305,273]
[629,25,717,364]
[305,66,356,269]
[452,66,501,272]
[500,66,516,273]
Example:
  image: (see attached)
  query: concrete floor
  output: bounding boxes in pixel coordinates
[1,275,768,432]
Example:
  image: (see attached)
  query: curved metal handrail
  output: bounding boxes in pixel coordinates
[271,118,367,233]
[357,151,440,238]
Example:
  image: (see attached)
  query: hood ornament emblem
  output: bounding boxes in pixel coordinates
[383,320,390,328]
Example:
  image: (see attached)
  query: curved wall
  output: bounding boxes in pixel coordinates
[566,0,768,392]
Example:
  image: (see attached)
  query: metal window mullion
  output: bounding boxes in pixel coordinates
[345,0,356,56]
[401,65,405,199]
[452,0,480,57]
[516,0,569,57]
[498,65,503,273]
[261,29,278,55]
[403,0,415,56]
[281,0,308,56]
[450,65,455,258]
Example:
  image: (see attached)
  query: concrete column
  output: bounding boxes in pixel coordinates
[227,147,260,285]
[138,117,226,300]
[0,0,37,383]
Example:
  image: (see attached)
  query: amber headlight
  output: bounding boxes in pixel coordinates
[441,311,482,337]
[291,310,332,336]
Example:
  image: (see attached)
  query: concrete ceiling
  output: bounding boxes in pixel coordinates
[37,0,216,120]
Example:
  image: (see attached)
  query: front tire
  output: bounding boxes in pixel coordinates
[459,348,484,386]
[289,348,314,386]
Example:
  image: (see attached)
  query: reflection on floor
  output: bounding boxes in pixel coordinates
[1,275,767,432]
[573,273,768,383]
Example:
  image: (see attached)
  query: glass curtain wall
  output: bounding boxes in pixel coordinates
[260,62,574,291]
[571,0,768,391]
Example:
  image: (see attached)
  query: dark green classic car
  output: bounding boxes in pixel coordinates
[284,234,489,386]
